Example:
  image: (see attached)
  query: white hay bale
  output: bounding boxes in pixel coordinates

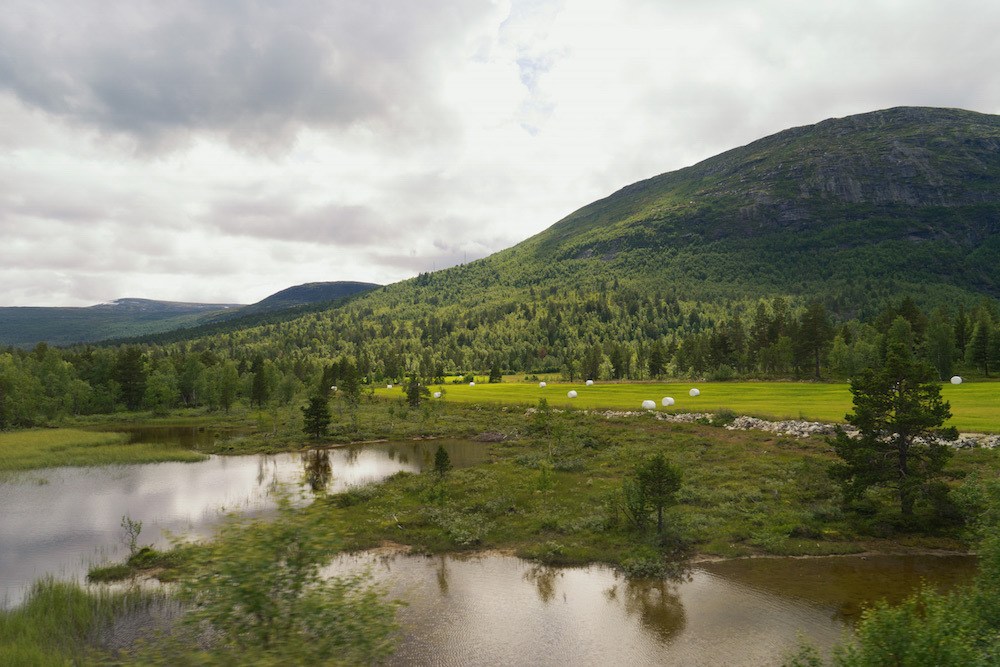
[641,399,656,410]
[567,390,578,399]
[585,379,594,386]
[539,381,547,388]
[662,396,675,407]
[689,388,700,397]
[433,391,442,398]
[469,381,475,386]
[386,384,393,389]
[951,376,963,385]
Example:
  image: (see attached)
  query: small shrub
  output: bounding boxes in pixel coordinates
[711,408,737,427]
[330,484,381,508]
[619,555,669,579]
[426,508,490,546]
[552,457,585,472]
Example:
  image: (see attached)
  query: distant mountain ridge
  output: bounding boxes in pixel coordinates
[232,282,380,318]
[0,281,380,348]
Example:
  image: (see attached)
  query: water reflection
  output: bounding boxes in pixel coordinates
[302,449,332,493]
[324,551,976,667]
[0,434,487,606]
[617,578,686,643]
[702,554,978,624]
[523,564,560,604]
[435,555,449,596]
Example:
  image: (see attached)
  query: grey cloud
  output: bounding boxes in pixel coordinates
[0,1,495,151]
[369,247,491,274]
[207,197,394,246]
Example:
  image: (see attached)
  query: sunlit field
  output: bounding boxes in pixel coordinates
[376,381,1000,433]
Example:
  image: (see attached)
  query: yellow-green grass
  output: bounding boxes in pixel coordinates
[0,428,208,472]
[377,381,1000,433]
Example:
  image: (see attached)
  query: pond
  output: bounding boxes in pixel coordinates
[326,551,977,666]
[0,427,487,606]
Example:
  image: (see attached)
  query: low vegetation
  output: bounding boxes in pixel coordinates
[0,578,163,666]
[0,428,206,472]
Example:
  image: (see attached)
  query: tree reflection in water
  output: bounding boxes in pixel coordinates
[301,449,332,494]
[524,565,562,604]
[436,555,449,596]
[605,577,687,643]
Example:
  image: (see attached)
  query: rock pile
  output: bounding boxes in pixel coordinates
[724,415,848,438]
[532,407,998,449]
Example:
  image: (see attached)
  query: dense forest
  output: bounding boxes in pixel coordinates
[2,290,997,429]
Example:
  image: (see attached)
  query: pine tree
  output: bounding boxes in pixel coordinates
[798,300,833,379]
[301,394,331,439]
[116,347,146,411]
[831,317,953,518]
[966,320,991,376]
[433,445,452,479]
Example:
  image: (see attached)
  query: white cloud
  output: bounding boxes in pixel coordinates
[2,0,1000,305]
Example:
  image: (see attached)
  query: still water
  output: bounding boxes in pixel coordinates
[0,428,486,606]
[328,551,976,666]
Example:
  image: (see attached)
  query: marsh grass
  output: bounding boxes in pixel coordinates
[0,578,161,666]
[0,429,207,471]
[175,405,989,577]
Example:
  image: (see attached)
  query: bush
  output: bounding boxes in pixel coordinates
[172,495,398,664]
[710,408,737,426]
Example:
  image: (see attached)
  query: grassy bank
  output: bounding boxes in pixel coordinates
[0,579,163,666]
[0,428,207,472]
[383,380,1000,432]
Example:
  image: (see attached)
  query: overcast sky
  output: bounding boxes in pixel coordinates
[3,0,1000,306]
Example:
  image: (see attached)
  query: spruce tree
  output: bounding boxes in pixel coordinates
[831,317,953,518]
[301,394,331,439]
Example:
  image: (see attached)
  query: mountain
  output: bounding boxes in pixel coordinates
[0,299,240,348]
[0,282,380,348]
[510,106,1000,310]
[230,282,380,318]
[147,107,999,378]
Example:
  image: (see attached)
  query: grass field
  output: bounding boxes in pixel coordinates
[0,428,208,472]
[376,380,1000,433]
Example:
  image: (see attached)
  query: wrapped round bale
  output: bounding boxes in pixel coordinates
[567,390,578,398]
[951,376,963,385]
[641,399,656,410]
[539,381,547,388]
[585,379,594,386]
[661,396,675,406]
[433,391,442,398]
[689,388,700,397]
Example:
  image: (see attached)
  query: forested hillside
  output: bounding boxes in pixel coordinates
[0,299,239,349]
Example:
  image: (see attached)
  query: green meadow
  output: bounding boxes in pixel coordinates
[376,380,1000,433]
[0,428,208,472]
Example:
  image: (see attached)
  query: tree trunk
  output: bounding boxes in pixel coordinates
[898,438,912,517]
